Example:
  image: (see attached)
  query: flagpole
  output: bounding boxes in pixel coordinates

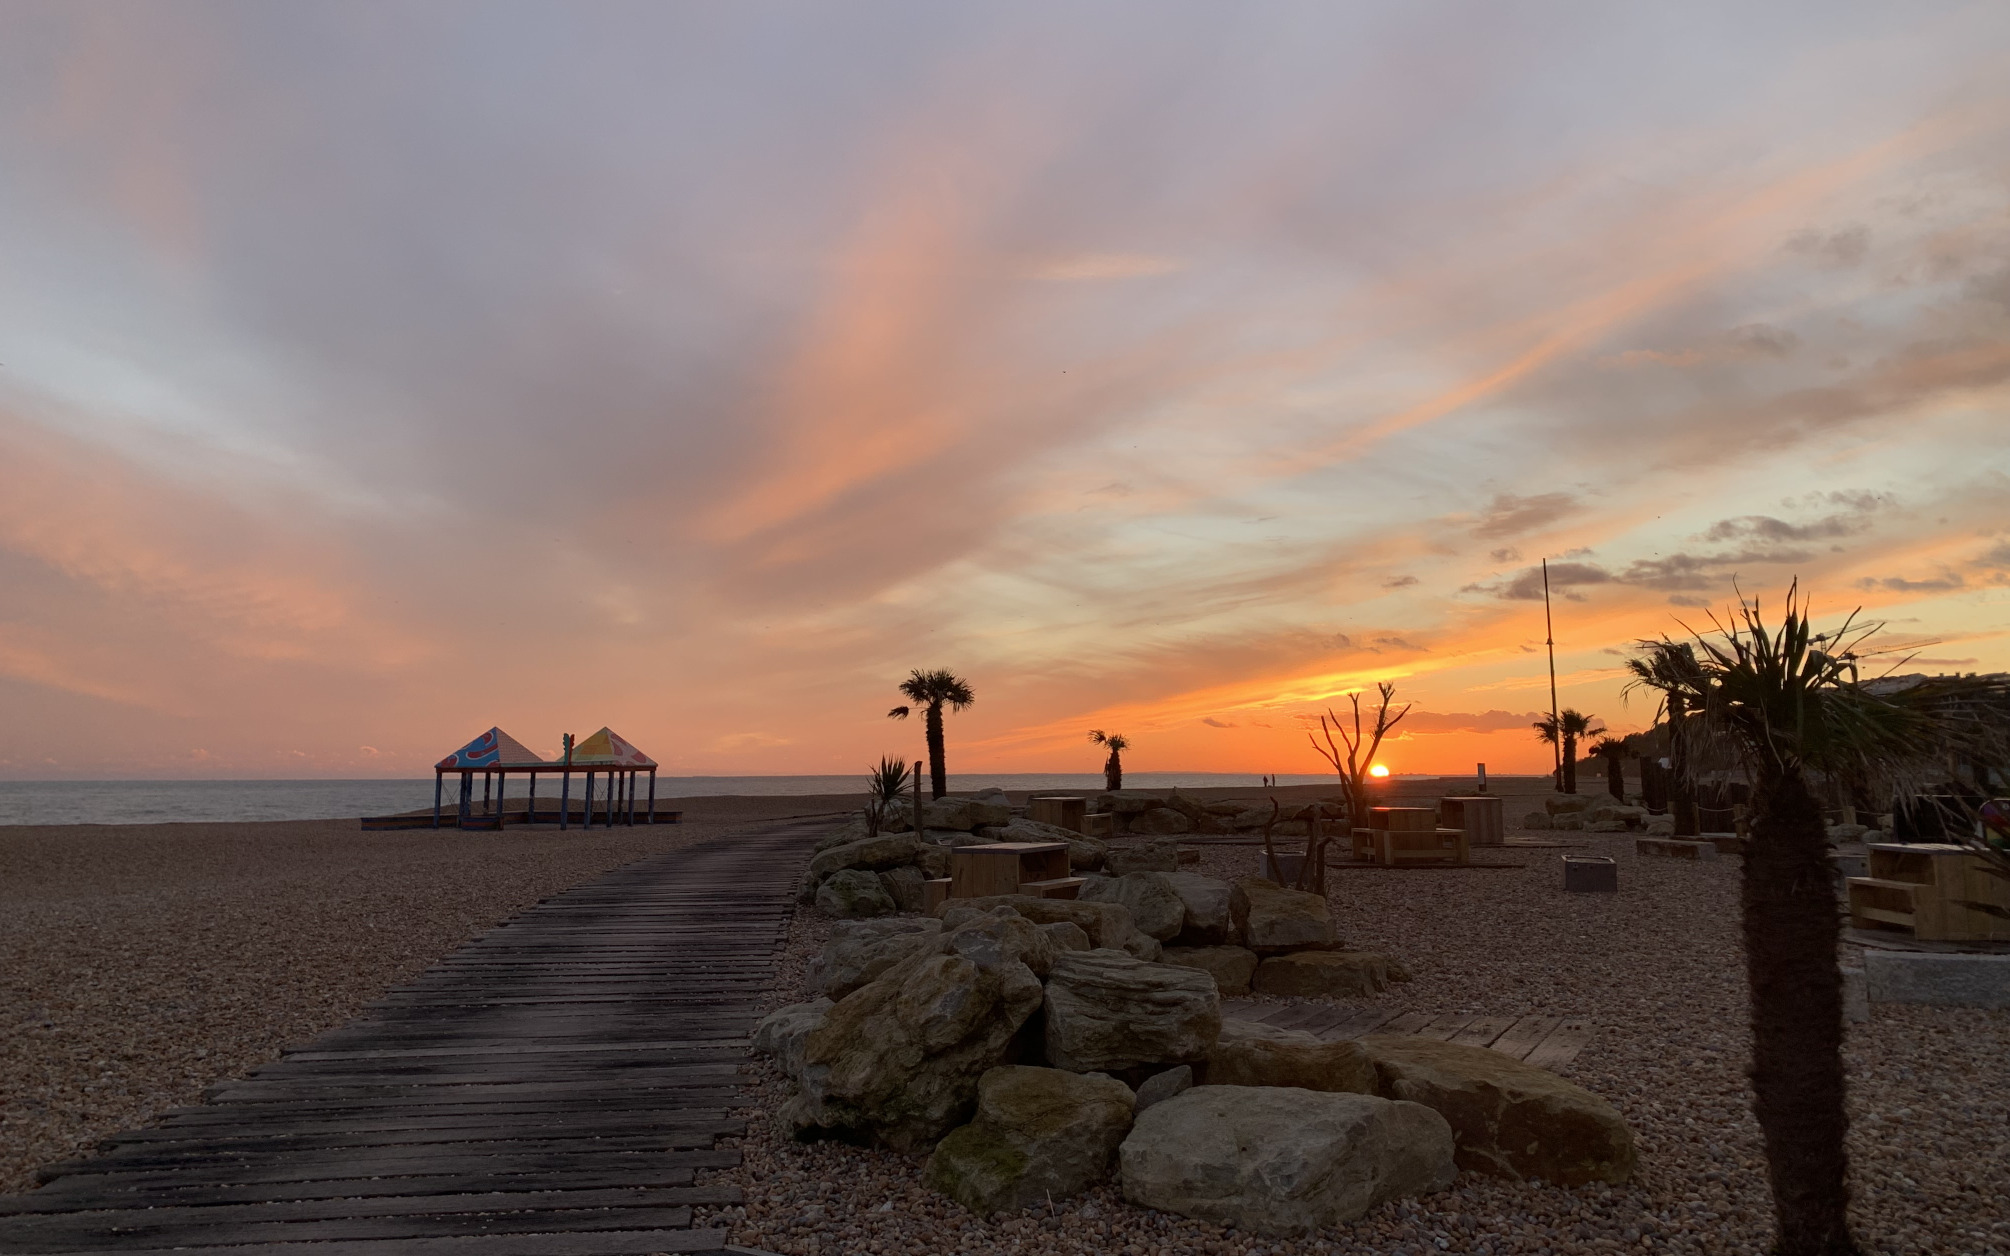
[1543,558,1561,790]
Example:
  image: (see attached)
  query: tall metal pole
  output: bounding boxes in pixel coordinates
[1543,558,1561,790]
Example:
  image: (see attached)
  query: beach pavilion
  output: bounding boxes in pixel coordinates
[561,726,660,828]
[433,728,551,828]
[428,725,664,830]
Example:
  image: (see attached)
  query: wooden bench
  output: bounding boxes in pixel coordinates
[949,842,1083,900]
[1029,796,1087,832]
[1847,844,2010,942]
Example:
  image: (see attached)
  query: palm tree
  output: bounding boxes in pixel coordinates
[1627,584,2007,1256]
[1626,640,1706,835]
[1087,730,1130,791]
[1532,709,1601,794]
[887,669,975,800]
[1587,735,1627,800]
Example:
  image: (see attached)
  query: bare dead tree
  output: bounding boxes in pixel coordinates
[1306,682,1411,896]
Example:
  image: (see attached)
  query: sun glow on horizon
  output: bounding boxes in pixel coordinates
[1368,764,1391,778]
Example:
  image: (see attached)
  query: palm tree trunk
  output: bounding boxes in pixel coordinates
[1105,751,1121,792]
[1744,766,1860,1256]
[1671,697,1699,837]
[1562,733,1579,794]
[925,703,948,799]
[1606,754,1624,799]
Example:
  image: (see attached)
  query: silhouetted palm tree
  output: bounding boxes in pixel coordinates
[1588,735,1627,800]
[1627,584,2007,1256]
[1532,709,1601,794]
[1087,730,1130,791]
[1626,640,1706,835]
[887,669,975,799]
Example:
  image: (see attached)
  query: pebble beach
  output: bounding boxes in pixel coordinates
[0,793,854,1194]
[699,791,2010,1256]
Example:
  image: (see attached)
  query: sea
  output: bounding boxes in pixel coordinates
[0,774,1442,827]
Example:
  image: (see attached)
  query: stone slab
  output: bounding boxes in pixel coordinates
[1863,951,2010,1009]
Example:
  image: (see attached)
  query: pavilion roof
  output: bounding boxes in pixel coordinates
[436,727,548,771]
[565,727,657,769]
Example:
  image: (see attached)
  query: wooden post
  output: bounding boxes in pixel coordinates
[627,770,637,825]
[483,771,492,814]
[527,772,537,824]
[458,772,472,824]
[559,734,574,831]
[911,759,924,836]
[647,769,656,824]
[433,771,443,828]
[585,771,596,829]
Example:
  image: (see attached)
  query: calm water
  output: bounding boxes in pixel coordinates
[0,774,1430,826]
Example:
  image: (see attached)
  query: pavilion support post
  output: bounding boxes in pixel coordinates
[433,771,442,829]
[560,771,571,831]
[527,773,537,824]
[627,770,637,825]
[585,772,596,829]
[647,769,656,824]
[483,771,492,814]
[459,772,473,825]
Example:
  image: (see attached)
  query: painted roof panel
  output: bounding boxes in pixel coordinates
[436,727,548,770]
[566,726,656,768]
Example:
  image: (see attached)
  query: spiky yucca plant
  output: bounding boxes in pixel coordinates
[861,756,912,837]
[1088,729,1130,791]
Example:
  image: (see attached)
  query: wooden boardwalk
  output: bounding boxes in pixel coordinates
[1220,999,1594,1069]
[0,817,825,1256]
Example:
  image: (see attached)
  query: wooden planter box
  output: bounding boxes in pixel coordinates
[949,842,1082,900]
[1438,796,1504,847]
[1081,813,1114,839]
[1847,844,2010,942]
[1352,826,1470,866]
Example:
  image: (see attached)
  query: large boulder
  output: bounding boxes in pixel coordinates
[1040,920,1092,952]
[1230,877,1336,955]
[1588,800,1647,827]
[1130,808,1196,836]
[1522,811,1555,831]
[787,951,1045,1150]
[1078,872,1187,941]
[933,829,998,847]
[752,998,833,1078]
[806,919,943,999]
[816,868,897,918]
[806,833,925,885]
[1106,840,1179,875]
[922,1066,1135,1217]
[1132,1065,1192,1113]
[813,815,873,853]
[1206,1018,1376,1093]
[937,906,1062,978]
[1552,813,1585,832]
[1363,1036,1637,1184]
[1545,794,1593,815]
[922,797,1014,832]
[916,845,951,878]
[940,895,1152,957]
[1043,950,1221,1072]
[1095,790,1171,815]
[1252,951,1391,998]
[879,865,929,912]
[1164,790,1209,821]
[1164,872,1235,945]
[1118,1086,1455,1235]
[1160,945,1259,995]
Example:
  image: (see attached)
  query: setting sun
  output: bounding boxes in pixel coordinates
[1368,764,1391,778]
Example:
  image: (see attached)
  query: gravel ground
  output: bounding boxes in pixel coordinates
[0,794,854,1194]
[700,797,2010,1256]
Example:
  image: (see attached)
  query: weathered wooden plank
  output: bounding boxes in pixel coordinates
[1376,1011,1435,1036]
[3,1205,698,1250]
[1411,1014,1473,1041]
[138,1109,735,1141]
[1448,1015,1518,1048]
[1318,1008,1400,1041]
[18,1158,734,1209]
[1522,1017,1595,1070]
[1286,1006,1354,1037]
[0,1186,736,1231]
[33,1231,731,1256]
[97,1119,744,1156]
[1486,1015,1562,1061]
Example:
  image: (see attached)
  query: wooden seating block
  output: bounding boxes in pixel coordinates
[1018,876,1085,900]
[1438,796,1504,846]
[922,878,952,913]
[1370,807,1437,832]
[1373,827,1470,866]
[1856,844,2010,941]
[950,842,1073,900]
[1082,813,1114,838]
[1029,796,1087,832]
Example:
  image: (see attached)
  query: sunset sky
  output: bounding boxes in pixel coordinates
[3,2,2007,780]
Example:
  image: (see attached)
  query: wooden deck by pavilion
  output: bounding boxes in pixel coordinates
[1220,998,1595,1070]
[0,818,822,1255]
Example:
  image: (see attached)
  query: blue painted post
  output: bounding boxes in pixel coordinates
[627,770,637,825]
[483,771,492,815]
[458,772,473,825]
[585,771,596,829]
[433,771,442,829]
[647,769,656,824]
[527,772,537,823]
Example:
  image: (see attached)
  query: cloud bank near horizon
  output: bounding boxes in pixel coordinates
[2,2,2007,779]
